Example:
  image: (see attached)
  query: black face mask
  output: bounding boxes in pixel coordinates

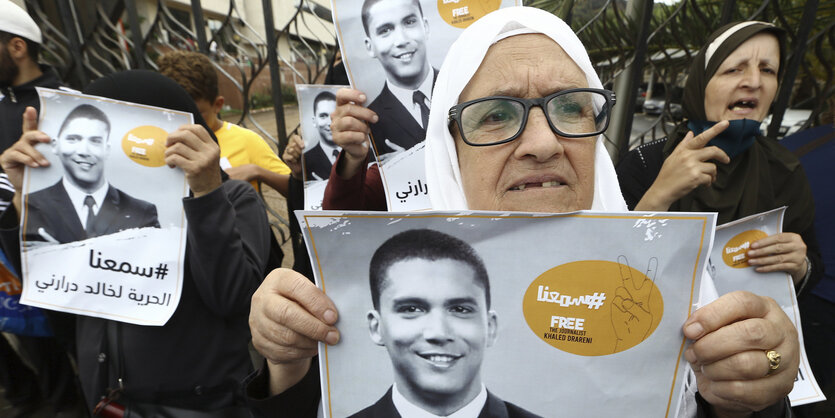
[687,118,761,159]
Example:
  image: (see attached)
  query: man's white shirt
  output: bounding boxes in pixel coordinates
[63,177,108,228]
[392,382,488,418]
[386,67,434,129]
[316,139,341,166]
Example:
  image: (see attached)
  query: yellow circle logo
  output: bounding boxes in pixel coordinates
[523,258,663,356]
[437,0,501,28]
[121,125,168,167]
[722,230,768,268]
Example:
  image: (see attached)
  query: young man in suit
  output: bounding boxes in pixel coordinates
[303,91,338,181]
[352,229,540,418]
[23,104,159,244]
[361,0,437,156]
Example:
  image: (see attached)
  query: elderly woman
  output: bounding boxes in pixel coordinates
[247,8,798,417]
[616,22,822,294]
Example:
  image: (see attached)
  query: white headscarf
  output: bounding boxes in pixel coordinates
[425,6,627,212]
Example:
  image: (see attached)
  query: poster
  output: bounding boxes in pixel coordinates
[19,88,190,326]
[296,84,351,210]
[711,207,825,406]
[332,0,521,211]
[0,246,50,336]
[299,210,716,417]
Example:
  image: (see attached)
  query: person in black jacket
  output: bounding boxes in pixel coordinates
[0,70,271,416]
[0,2,83,416]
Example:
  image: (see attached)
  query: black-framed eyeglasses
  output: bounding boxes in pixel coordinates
[447,88,616,146]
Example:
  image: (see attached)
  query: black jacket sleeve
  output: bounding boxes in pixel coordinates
[246,359,321,417]
[615,139,668,210]
[183,180,271,317]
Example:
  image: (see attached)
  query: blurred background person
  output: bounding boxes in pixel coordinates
[1,70,272,416]
[158,50,293,198]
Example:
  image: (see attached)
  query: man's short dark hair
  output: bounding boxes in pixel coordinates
[58,104,111,140]
[369,229,490,310]
[0,30,40,62]
[313,91,336,113]
[360,0,424,37]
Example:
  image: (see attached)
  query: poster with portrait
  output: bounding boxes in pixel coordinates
[19,88,190,326]
[332,0,521,211]
[710,207,825,406]
[0,246,51,337]
[297,84,351,210]
[299,210,717,417]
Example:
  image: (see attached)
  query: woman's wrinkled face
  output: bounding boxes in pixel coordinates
[454,34,595,213]
[704,33,780,122]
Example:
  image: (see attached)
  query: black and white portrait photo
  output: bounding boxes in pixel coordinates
[354,229,541,417]
[296,84,350,211]
[20,88,190,326]
[333,0,520,158]
[297,84,348,182]
[23,104,159,244]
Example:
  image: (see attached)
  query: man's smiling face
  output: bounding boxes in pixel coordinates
[54,117,110,192]
[314,98,336,146]
[363,0,431,89]
[368,257,496,410]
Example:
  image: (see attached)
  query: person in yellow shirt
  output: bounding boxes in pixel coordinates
[158,51,291,196]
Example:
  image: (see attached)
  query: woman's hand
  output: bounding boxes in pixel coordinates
[282,133,304,180]
[331,88,378,179]
[635,121,731,211]
[0,106,51,192]
[249,268,340,395]
[0,106,51,212]
[683,291,798,417]
[748,233,808,285]
[165,124,222,198]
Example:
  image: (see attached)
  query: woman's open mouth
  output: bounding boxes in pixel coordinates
[728,99,758,114]
[509,181,563,191]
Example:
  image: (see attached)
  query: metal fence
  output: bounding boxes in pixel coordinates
[22,0,835,164]
[25,0,339,150]
[530,0,833,161]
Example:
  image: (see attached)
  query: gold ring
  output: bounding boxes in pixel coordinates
[765,350,781,376]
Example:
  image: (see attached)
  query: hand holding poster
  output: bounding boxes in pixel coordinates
[296,84,351,210]
[711,207,825,406]
[299,210,716,417]
[332,0,521,210]
[19,88,189,326]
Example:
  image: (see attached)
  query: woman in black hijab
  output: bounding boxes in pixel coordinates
[617,22,822,294]
[0,70,272,416]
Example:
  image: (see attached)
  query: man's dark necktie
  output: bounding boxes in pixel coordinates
[332,149,340,159]
[413,90,430,129]
[83,195,96,231]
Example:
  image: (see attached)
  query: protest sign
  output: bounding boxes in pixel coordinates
[332,0,521,211]
[0,246,50,336]
[19,88,189,326]
[711,207,825,406]
[296,84,351,210]
[299,210,716,417]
